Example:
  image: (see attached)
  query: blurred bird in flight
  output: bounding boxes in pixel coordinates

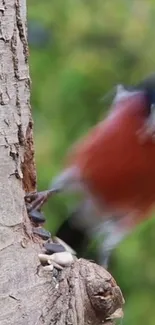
[25,73,155,267]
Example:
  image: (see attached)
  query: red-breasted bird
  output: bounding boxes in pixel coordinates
[25,74,155,267]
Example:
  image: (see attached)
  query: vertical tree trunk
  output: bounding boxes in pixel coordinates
[0,1,124,324]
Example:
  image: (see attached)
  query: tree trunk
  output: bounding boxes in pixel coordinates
[0,1,124,324]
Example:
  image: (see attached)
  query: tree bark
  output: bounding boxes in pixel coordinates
[0,1,124,324]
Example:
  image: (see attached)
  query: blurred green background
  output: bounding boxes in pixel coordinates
[27,1,155,324]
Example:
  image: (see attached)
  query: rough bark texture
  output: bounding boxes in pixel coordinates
[43,258,124,325]
[0,1,124,324]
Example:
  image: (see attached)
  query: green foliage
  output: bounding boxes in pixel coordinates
[28,1,155,323]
